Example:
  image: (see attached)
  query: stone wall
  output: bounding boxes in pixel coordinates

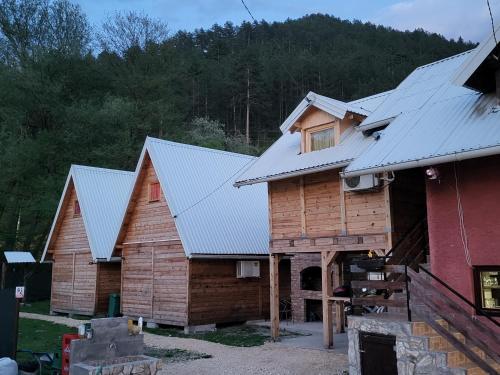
[348,316,455,375]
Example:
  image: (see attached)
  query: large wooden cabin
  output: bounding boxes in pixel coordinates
[41,166,134,315]
[117,137,281,330]
[235,92,427,347]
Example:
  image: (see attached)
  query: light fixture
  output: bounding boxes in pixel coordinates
[425,167,439,180]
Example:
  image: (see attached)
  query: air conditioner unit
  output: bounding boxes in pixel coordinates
[237,260,260,278]
[343,174,380,192]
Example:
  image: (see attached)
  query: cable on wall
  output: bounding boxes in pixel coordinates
[453,162,472,267]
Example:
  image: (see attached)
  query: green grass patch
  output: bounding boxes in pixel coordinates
[146,324,276,347]
[17,318,76,370]
[20,300,51,315]
[145,346,211,363]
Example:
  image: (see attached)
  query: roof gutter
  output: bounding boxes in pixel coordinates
[341,145,500,178]
[234,160,351,187]
[95,256,122,263]
[188,254,269,260]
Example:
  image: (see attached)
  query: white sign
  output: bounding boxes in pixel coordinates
[15,286,25,299]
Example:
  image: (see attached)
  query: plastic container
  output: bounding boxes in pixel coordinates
[0,357,18,375]
[107,293,120,317]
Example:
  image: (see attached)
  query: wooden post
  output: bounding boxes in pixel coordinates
[322,251,333,348]
[270,254,280,340]
[299,177,306,236]
[333,262,345,333]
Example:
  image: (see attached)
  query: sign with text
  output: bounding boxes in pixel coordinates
[15,286,25,299]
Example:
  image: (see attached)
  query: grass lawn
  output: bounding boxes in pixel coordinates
[146,324,287,347]
[17,318,76,369]
[20,300,51,315]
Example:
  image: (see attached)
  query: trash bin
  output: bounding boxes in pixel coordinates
[108,293,120,317]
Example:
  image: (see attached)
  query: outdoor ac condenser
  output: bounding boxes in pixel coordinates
[343,174,380,192]
[236,260,261,278]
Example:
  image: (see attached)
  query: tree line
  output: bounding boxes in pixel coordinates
[0,0,473,257]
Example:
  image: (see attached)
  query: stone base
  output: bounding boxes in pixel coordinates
[71,355,161,375]
[347,316,454,375]
[184,324,216,334]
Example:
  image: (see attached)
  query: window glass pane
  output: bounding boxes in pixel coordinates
[310,128,334,151]
[479,270,500,310]
[74,200,81,216]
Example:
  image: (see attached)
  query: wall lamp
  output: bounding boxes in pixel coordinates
[425,167,440,180]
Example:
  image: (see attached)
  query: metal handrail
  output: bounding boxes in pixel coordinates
[416,264,500,327]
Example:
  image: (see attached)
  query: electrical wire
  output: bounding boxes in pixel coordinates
[172,157,255,218]
[240,0,256,22]
[453,162,472,267]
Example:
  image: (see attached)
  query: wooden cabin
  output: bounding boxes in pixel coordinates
[41,165,134,315]
[235,92,427,347]
[117,137,283,331]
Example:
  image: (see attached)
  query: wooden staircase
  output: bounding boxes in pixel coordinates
[408,267,500,375]
[349,218,500,374]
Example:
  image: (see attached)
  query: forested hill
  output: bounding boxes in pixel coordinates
[0,1,473,256]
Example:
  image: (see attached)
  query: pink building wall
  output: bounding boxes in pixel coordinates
[426,155,500,302]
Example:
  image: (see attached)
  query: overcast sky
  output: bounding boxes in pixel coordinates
[77,0,499,43]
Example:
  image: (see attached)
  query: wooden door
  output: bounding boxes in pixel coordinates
[360,332,397,375]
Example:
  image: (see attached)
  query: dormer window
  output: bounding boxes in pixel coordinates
[307,126,335,152]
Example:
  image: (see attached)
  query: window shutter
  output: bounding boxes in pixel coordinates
[74,200,81,216]
[149,182,161,202]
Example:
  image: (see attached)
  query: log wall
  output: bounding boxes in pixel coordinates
[50,184,97,315]
[96,262,121,314]
[121,242,188,326]
[189,259,271,325]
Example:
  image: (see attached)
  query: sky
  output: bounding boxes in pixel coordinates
[76,0,499,43]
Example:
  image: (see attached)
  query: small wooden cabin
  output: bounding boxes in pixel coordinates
[117,137,281,330]
[42,165,134,315]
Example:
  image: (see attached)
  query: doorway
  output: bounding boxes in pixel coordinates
[360,332,397,375]
[305,299,322,322]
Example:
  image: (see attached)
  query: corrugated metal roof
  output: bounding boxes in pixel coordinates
[452,23,500,88]
[4,251,35,263]
[344,87,500,176]
[279,91,384,134]
[235,90,392,186]
[139,137,269,256]
[235,127,376,186]
[358,50,474,131]
[344,29,500,177]
[42,165,134,262]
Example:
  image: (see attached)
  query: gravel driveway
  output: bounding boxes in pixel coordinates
[20,313,348,375]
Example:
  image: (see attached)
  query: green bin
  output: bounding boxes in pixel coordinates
[107,293,120,317]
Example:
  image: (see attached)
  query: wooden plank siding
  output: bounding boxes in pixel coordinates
[269,170,389,254]
[49,183,98,315]
[95,262,121,314]
[189,259,271,325]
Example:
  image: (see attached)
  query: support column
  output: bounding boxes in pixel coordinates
[333,262,345,333]
[322,251,333,348]
[270,254,280,340]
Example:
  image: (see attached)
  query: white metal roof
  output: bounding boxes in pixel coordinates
[358,50,474,131]
[235,126,377,186]
[42,165,134,262]
[4,251,36,263]
[452,22,500,88]
[235,91,392,186]
[344,28,500,177]
[343,88,500,176]
[133,137,269,256]
[279,91,382,134]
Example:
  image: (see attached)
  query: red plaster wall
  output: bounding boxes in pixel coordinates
[426,156,500,302]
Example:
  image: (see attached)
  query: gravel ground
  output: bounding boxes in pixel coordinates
[20,312,348,375]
